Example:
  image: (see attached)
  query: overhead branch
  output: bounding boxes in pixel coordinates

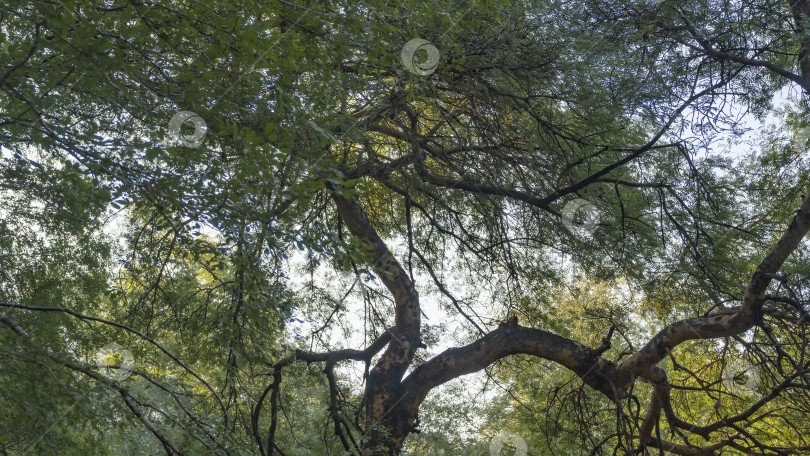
[675,8,810,92]
[400,320,620,415]
[0,311,26,336]
[616,194,810,387]
[366,77,726,216]
[791,0,810,87]
[255,327,393,454]
[330,192,421,373]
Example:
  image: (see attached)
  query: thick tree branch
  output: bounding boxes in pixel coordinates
[0,311,26,336]
[330,192,422,450]
[287,330,393,365]
[256,329,393,454]
[616,194,810,388]
[400,320,619,414]
[330,194,421,359]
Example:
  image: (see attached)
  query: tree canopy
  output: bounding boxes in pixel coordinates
[2,0,810,454]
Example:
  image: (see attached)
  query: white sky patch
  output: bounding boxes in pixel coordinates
[282,233,508,443]
[272,82,810,444]
[3,52,806,451]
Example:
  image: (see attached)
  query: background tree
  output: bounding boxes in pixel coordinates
[2,0,810,455]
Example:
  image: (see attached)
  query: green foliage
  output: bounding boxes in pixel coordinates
[2,0,810,454]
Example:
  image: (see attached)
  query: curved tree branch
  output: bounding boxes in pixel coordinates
[616,193,810,388]
[400,319,619,418]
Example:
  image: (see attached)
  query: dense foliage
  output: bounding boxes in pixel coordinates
[2,0,810,454]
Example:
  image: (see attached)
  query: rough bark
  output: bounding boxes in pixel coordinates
[791,0,810,88]
[328,192,809,455]
[332,194,422,453]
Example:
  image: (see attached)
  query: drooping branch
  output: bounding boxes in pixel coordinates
[0,301,225,419]
[255,330,393,454]
[43,351,187,455]
[325,361,361,453]
[1,303,235,454]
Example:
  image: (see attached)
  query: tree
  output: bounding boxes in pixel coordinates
[2,0,810,454]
